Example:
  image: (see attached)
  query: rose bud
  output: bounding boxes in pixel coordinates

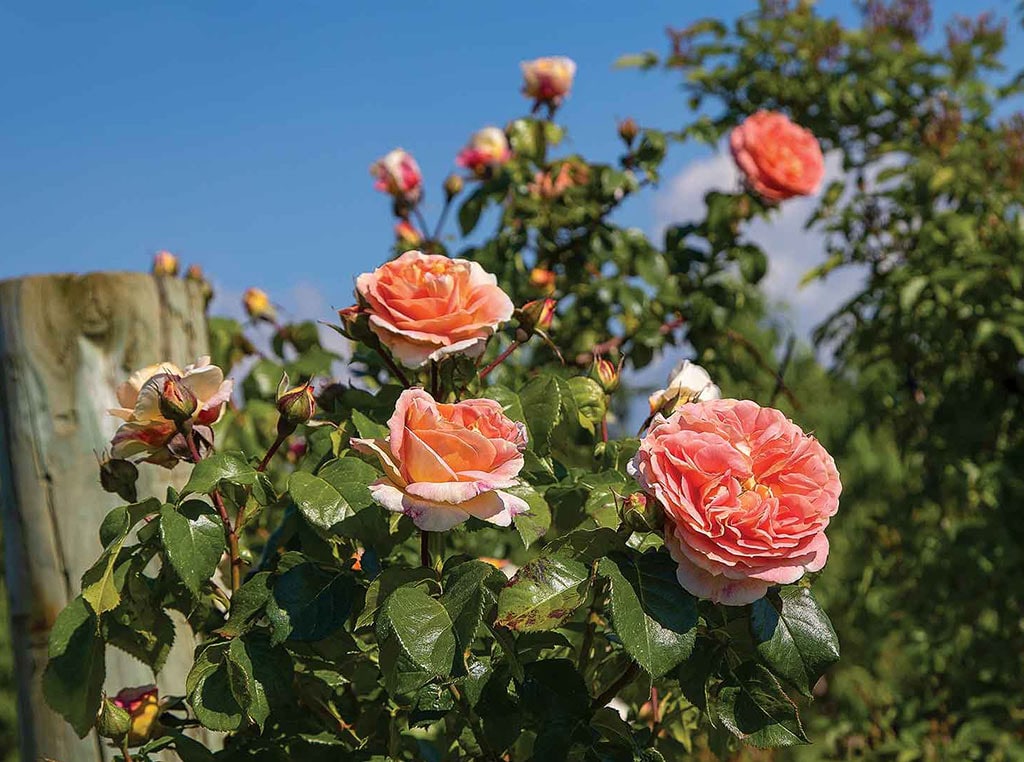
[370,148,423,205]
[730,111,825,203]
[151,250,179,277]
[394,220,423,248]
[456,126,512,177]
[96,697,132,741]
[276,373,316,434]
[593,356,621,394]
[444,173,464,199]
[648,360,721,418]
[111,685,161,746]
[99,455,139,503]
[621,491,664,533]
[521,56,577,108]
[157,375,198,424]
[618,117,639,146]
[529,267,557,293]
[243,287,277,324]
[517,298,556,337]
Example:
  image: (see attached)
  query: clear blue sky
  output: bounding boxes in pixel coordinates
[0,1,1019,320]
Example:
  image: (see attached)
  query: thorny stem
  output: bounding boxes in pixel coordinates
[257,429,289,473]
[591,660,642,711]
[478,339,522,381]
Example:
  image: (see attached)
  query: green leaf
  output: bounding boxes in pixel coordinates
[481,385,526,425]
[219,572,273,638]
[186,641,244,732]
[519,374,562,453]
[351,408,388,439]
[104,605,176,673]
[496,553,591,632]
[750,586,839,696]
[272,563,355,641]
[226,635,293,730]
[440,560,507,650]
[98,498,161,547]
[289,471,353,535]
[506,483,551,548]
[715,662,808,748]
[182,451,258,496]
[357,566,437,630]
[521,659,591,759]
[159,502,225,596]
[43,597,105,737]
[599,552,698,678]
[376,586,457,699]
[564,376,607,435]
[81,535,130,615]
[318,456,379,512]
[458,186,488,236]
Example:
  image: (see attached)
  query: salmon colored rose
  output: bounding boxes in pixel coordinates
[109,356,233,467]
[370,148,423,203]
[457,126,512,176]
[729,111,825,203]
[353,388,529,531]
[354,250,514,367]
[112,685,160,746]
[521,56,577,106]
[630,399,840,605]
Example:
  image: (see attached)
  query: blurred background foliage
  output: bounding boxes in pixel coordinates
[3,0,1024,759]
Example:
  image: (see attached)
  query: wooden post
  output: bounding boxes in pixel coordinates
[0,272,214,761]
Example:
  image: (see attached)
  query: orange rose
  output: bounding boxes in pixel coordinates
[630,399,840,605]
[353,388,529,531]
[354,250,514,367]
[729,111,825,202]
[521,56,577,106]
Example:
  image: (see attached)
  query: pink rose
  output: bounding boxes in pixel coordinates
[354,250,514,367]
[729,111,825,203]
[353,388,529,531]
[370,148,423,203]
[630,399,840,605]
[109,356,233,467]
[521,56,577,106]
[456,127,512,176]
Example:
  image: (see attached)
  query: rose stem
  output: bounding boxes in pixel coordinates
[478,339,521,381]
[420,530,431,568]
[181,423,242,593]
[430,360,440,399]
[432,197,453,242]
[413,207,432,244]
[372,345,411,387]
[591,660,641,711]
[257,429,288,473]
[449,684,499,761]
[601,415,609,443]
[119,738,134,762]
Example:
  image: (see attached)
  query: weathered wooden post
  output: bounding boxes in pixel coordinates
[0,272,212,761]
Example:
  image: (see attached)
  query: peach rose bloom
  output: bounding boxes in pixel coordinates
[112,685,160,746]
[370,148,423,203]
[630,399,840,605]
[151,250,179,276]
[729,111,824,203]
[521,56,577,105]
[354,250,514,367]
[353,388,529,531]
[456,127,512,176]
[109,356,233,466]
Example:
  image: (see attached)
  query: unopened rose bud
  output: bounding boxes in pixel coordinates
[529,267,557,294]
[111,685,160,746]
[151,250,179,277]
[516,298,556,339]
[621,491,663,532]
[158,375,198,424]
[618,117,639,146]
[394,220,423,248]
[243,287,277,324]
[444,173,464,199]
[99,456,139,503]
[96,697,132,741]
[276,373,316,433]
[593,356,620,393]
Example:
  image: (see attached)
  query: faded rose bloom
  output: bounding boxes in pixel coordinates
[353,388,529,531]
[109,356,233,467]
[648,360,721,416]
[151,250,179,276]
[630,399,841,605]
[730,111,825,202]
[394,220,423,248]
[243,287,277,323]
[457,127,512,176]
[112,685,160,746]
[353,250,514,367]
[521,56,577,107]
[370,148,423,203]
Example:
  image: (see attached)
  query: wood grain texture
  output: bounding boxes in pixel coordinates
[0,272,214,761]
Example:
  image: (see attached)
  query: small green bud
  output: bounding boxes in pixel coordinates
[96,696,132,740]
[157,375,197,424]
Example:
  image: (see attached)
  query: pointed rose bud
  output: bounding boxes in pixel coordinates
[99,455,139,503]
[158,375,198,424]
[96,697,132,741]
[444,172,464,199]
[111,685,160,746]
[276,373,316,433]
[243,287,277,324]
[593,356,621,393]
[648,359,721,417]
[618,117,639,146]
[621,491,664,533]
[394,220,423,248]
[456,126,512,177]
[529,267,557,293]
[521,56,577,108]
[516,298,556,337]
[151,250,179,277]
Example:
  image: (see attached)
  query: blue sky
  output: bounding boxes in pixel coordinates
[1,1,1020,329]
